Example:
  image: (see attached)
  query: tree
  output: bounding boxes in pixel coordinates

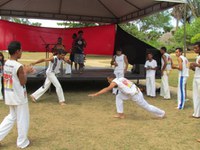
[57,21,98,28]
[0,17,41,26]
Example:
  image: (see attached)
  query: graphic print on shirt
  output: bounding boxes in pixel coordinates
[3,71,13,91]
[122,78,133,88]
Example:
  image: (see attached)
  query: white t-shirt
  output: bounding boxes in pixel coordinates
[161,53,172,71]
[3,60,28,105]
[114,54,125,72]
[144,59,157,77]
[112,77,139,96]
[46,56,63,74]
[194,55,200,78]
[179,55,189,77]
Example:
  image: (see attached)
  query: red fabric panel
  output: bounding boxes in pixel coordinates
[0,20,115,55]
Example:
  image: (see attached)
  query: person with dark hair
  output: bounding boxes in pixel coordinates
[0,52,5,100]
[172,48,189,109]
[88,74,165,119]
[190,42,200,118]
[0,41,34,148]
[30,49,70,105]
[52,37,65,55]
[70,33,77,71]
[110,48,128,94]
[144,52,157,97]
[160,47,172,99]
[74,30,86,73]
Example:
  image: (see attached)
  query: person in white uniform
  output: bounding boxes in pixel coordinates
[144,52,157,97]
[110,48,128,94]
[30,49,70,105]
[88,74,165,119]
[190,42,200,118]
[172,48,189,109]
[0,41,35,148]
[160,47,172,99]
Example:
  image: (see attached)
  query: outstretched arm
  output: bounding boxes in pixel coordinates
[30,57,53,66]
[88,82,117,97]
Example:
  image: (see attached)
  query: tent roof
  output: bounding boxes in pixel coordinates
[0,0,178,23]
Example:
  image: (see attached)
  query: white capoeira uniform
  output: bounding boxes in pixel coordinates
[31,56,65,102]
[160,53,171,99]
[177,55,189,109]
[144,59,157,97]
[113,54,126,94]
[192,55,200,117]
[113,77,165,118]
[0,60,30,148]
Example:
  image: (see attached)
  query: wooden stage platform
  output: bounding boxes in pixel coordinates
[27,66,149,82]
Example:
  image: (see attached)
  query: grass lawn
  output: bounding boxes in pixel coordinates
[0,51,199,149]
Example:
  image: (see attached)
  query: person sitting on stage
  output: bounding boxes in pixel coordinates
[74,30,87,73]
[52,37,65,56]
[30,49,70,105]
[88,74,165,119]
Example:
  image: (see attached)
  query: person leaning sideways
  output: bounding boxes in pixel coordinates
[190,42,200,118]
[0,52,5,100]
[0,41,35,148]
[144,52,157,98]
[88,74,165,119]
[30,49,70,105]
[110,48,128,94]
[160,47,172,100]
[172,48,189,110]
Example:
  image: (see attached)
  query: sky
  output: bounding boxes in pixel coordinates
[29,19,64,28]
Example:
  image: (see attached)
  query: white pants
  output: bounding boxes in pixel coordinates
[0,76,3,100]
[160,71,171,99]
[116,91,165,118]
[146,76,156,97]
[192,77,200,117]
[31,72,65,102]
[177,76,187,109]
[113,71,124,94]
[0,103,30,148]
[65,63,71,74]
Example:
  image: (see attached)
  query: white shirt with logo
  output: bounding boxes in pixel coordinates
[3,60,28,105]
[46,56,62,74]
[144,59,157,77]
[112,77,139,96]
[161,53,172,71]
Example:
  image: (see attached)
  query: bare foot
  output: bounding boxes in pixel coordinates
[113,114,125,119]
[60,102,66,106]
[197,139,200,142]
[30,95,36,103]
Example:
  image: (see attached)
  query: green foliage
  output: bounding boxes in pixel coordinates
[0,17,41,26]
[191,33,200,43]
[57,21,97,28]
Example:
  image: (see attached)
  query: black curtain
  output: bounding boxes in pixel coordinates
[114,25,161,67]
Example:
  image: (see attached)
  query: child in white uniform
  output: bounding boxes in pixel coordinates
[111,48,128,94]
[160,47,172,99]
[30,49,70,105]
[144,53,157,97]
[89,74,165,119]
[172,48,189,109]
[0,41,34,148]
[190,42,200,118]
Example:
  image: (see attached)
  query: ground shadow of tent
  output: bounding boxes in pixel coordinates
[114,25,161,76]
